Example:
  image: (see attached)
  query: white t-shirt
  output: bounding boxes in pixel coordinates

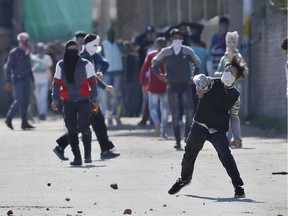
[31,54,52,84]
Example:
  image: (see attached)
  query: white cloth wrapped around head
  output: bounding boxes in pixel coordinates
[226,31,239,52]
[84,33,100,55]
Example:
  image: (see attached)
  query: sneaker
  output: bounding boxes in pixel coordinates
[53,146,69,161]
[5,119,14,130]
[21,123,35,130]
[161,132,168,139]
[137,120,146,126]
[174,143,181,150]
[230,139,242,148]
[70,160,82,166]
[168,178,191,195]
[100,150,120,160]
[234,186,245,198]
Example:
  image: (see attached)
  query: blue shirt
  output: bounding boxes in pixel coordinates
[190,45,211,75]
[6,47,34,82]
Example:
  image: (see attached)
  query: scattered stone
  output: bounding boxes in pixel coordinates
[162,204,167,207]
[110,183,118,189]
[93,202,97,205]
[149,209,153,211]
[123,209,132,214]
[46,208,49,211]
[65,198,70,201]
[272,172,288,175]
[47,183,51,186]
[7,210,13,216]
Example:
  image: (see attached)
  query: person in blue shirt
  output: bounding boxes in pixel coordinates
[5,32,35,130]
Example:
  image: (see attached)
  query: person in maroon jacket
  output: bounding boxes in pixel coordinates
[140,37,169,137]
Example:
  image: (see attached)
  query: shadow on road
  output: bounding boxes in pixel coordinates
[183,194,265,203]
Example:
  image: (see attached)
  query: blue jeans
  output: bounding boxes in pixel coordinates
[167,83,194,145]
[6,79,31,123]
[102,73,122,117]
[34,82,49,117]
[148,91,169,133]
[227,97,241,141]
[182,123,244,187]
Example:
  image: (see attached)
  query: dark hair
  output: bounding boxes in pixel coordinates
[74,31,87,39]
[219,16,229,25]
[225,55,248,79]
[177,22,189,28]
[169,28,183,38]
[281,38,288,50]
[189,22,204,34]
[65,40,78,49]
[189,33,201,43]
[155,37,166,49]
[84,33,98,45]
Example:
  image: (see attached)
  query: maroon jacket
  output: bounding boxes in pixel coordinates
[140,49,166,93]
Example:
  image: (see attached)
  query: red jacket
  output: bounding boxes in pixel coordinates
[140,49,166,93]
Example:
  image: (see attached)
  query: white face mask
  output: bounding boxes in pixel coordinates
[85,37,100,55]
[172,39,182,55]
[221,68,236,87]
[226,39,238,52]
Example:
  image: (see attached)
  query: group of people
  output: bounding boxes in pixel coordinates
[5,16,286,198]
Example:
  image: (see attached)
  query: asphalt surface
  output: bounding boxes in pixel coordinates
[0,116,287,216]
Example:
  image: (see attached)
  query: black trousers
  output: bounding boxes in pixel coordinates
[181,123,244,188]
[57,107,114,153]
[63,100,91,150]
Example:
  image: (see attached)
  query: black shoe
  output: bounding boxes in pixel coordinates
[100,150,120,160]
[21,123,35,130]
[174,143,181,150]
[70,160,82,166]
[53,146,69,161]
[137,120,146,126]
[5,119,14,130]
[84,156,92,163]
[234,186,245,198]
[168,178,191,195]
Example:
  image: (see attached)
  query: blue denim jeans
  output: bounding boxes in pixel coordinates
[182,123,244,187]
[34,82,49,117]
[227,97,241,141]
[6,79,31,123]
[102,73,122,117]
[148,91,169,133]
[167,83,194,145]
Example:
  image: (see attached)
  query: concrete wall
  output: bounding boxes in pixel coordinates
[249,3,287,120]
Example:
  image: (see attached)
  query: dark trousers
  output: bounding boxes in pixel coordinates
[57,107,114,153]
[63,100,91,151]
[167,83,194,145]
[181,123,244,188]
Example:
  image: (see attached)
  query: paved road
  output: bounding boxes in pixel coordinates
[0,116,287,216]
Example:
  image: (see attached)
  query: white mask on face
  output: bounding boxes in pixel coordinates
[85,36,100,55]
[221,71,236,87]
[172,39,182,55]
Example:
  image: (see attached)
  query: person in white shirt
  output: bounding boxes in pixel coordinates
[31,42,53,120]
